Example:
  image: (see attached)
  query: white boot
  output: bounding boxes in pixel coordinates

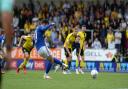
[54,65,60,72]
[63,70,68,74]
[76,69,79,74]
[44,73,52,79]
[79,68,84,74]
[63,70,71,74]
[67,70,71,74]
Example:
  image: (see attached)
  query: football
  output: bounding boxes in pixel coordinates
[91,69,98,79]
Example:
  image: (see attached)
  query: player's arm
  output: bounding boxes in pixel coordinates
[40,23,55,31]
[78,47,81,57]
[83,40,86,50]
[65,40,72,57]
[78,40,81,57]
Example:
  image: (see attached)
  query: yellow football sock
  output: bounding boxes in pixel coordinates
[64,59,68,65]
[63,59,68,70]
[76,58,79,68]
[80,60,85,68]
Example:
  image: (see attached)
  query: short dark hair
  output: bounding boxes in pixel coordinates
[82,25,86,27]
[41,19,49,24]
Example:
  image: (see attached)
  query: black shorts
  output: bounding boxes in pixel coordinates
[72,42,84,56]
[80,48,84,56]
[22,47,31,54]
[74,48,84,56]
[64,47,72,57]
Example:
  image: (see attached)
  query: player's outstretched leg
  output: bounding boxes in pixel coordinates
[16,58,28,74]
[44,57,68,79]
[53,58,68,68]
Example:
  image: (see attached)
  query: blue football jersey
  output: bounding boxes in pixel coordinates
[34,24,52,51]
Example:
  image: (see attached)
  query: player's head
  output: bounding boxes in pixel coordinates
[82,25,86,31]
[41,19,49,25]
[75,35,80,42]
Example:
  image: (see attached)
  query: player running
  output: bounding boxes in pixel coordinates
[34,19,67,79]
[63,27,78,74]
[76,25,86,74]
[16,33,34,74]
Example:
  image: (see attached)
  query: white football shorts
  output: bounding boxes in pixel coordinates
[38,46,51,59]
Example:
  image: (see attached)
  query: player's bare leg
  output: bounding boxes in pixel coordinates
[79,57,85,74]
[17,53,29,74]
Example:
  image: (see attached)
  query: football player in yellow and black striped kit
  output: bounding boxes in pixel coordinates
[75,25,86,74]
[16,33,34,74]
[63,27,78,74]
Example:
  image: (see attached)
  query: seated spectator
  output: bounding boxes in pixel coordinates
[104,13,110,28]
[108,39,116,49]
[106,27,114,47]
[45,37,50,48]
[32,14,39,26]
[30,19,38,31]
[45,29,52,47]
[100,24,107,48]
[124,8,128,21]
[91,38,102,49]
[52,32,63,48]
[24,20,31,34]
[120,19,127,30]
[13,15,19,29]
[125,28,128,54]
[51,27,58,47]
[114,30,122,52]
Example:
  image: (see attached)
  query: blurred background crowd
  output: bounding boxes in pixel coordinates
[0,0,128,61]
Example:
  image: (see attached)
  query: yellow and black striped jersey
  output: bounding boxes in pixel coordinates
[64,33,76,49]
[23,36,34,51]
[77,31,86,49]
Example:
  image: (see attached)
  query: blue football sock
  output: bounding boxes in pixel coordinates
[68,61,71,70]
[1,60,5,69]
[45,60,52,74]
[53,58,62,66]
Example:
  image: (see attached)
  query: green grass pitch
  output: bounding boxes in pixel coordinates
[2,70,128,89]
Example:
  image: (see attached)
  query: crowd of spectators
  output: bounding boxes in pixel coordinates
[0,0,128,61]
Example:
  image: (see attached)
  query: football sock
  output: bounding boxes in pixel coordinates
[76,59,79,68]
[68,61,71,70]
[45,60,52,74]
[80,60,85,68]
[1,60,5,69]
[53,58,62,66]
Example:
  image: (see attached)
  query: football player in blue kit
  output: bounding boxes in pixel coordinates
[34,19,67,79]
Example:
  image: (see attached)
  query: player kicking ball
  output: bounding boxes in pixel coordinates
[34,19,68,79]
